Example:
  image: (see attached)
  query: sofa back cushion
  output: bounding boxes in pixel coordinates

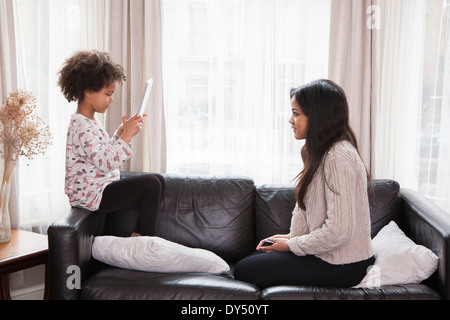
[368,179,402,237]
[155,175,255,263]
[254,185,296,243]
[254,179,402,243]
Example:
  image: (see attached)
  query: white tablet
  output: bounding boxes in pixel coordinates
[138,79,153,116]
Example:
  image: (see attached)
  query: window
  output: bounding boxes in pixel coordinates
[162,0,331,185]
[14,0,76,230]
[8,0,448,233]
[188,3,208,56]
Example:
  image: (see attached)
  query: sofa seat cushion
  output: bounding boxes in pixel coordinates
[260,284,440,300]
[82,267,260,300]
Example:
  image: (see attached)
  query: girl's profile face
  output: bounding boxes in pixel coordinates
[85,82,117,114]
[289,95,308,140]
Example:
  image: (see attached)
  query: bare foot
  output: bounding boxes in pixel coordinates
[131,232,141,237]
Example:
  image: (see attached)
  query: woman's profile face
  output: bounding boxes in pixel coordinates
[289,95,308,140]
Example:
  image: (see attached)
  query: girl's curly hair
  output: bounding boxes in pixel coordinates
[57,50,126,103]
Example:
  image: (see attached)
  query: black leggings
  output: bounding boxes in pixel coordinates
[95,174,165,236]
[234,251,374,289]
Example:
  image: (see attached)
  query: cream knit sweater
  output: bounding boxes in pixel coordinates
[288,140,374,265]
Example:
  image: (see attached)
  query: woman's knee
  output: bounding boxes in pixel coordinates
[234,252,265,281]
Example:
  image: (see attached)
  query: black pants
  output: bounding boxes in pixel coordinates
[96,174,166,236]
[234,251,375,289]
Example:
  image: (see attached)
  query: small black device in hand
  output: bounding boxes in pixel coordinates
[263,240,275,247]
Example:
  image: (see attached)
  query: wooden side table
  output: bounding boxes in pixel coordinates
[0,229,49,300]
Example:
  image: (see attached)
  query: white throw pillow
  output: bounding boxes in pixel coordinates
[356,221,439,288]
[92,236,230,274]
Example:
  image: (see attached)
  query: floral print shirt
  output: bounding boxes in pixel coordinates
[65,114,132,211]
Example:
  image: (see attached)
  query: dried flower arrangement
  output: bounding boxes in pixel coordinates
[0,90,52,242]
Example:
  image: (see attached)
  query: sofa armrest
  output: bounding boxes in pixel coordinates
[400,188,450,300]
[47,207,107,300]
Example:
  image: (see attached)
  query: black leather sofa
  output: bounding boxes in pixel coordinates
[47,172,450,300]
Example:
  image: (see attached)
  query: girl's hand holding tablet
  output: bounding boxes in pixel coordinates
[120,113,145,144]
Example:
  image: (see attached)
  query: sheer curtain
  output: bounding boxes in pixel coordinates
[12,0,109,233]
[419,0,450,211]
[328,0,379,174]
[107,0,166,173]
[0,0,20,230]
[162,0,331,185]
[376,0,450,212]
[375,0,426,188]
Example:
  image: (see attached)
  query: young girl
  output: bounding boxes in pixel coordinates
[234,79,374,289]
[58,50,165,236]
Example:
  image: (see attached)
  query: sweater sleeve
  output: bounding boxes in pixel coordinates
[288,151,358,256]
[74,121,132,174]
[289,204,309,238]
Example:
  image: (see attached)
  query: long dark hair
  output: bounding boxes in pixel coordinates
[291,79,370,210]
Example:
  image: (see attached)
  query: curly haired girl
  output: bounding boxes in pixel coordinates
[58,50,165,236]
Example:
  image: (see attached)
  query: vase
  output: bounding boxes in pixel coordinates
[0,181,12,243]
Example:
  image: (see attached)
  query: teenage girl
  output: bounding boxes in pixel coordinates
[234,79,374,288]
[58,50,165,236]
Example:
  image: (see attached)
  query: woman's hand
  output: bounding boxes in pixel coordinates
[120,114,145,144]
[256,234,291,253]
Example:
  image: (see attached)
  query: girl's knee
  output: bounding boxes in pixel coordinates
[142,174,164,193]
